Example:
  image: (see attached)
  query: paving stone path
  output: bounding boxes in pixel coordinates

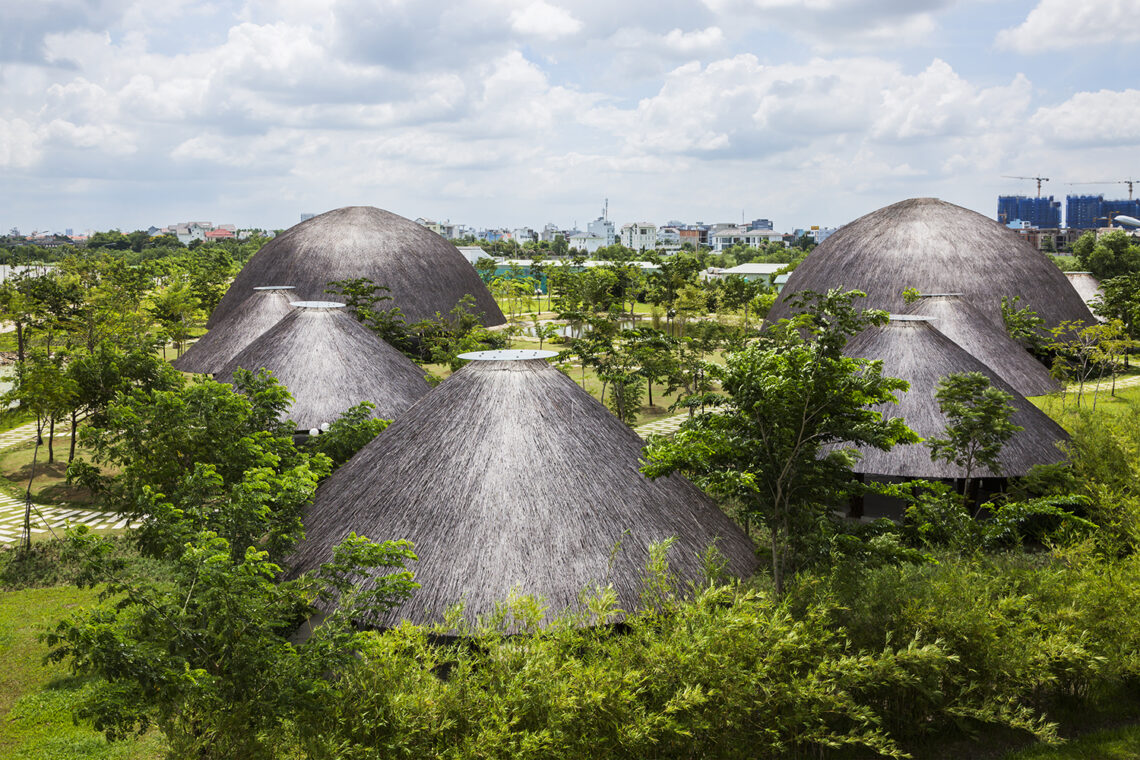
[0,422,125,547]
[635,413,692,439]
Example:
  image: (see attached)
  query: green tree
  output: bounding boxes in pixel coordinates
[1095,272,1140,341]
[643,290,917,595]
[925,371,1023,513]
[474,256,498,284]
[325,277,415,356]
[1073,230,1140,280]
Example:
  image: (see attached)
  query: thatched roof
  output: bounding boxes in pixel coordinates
[900,294,1060,397]
[842,316,1068,479]
[208,206,505,328]
[1064,272,1104,312]
[288,351,758,630]
[768,198,1093,328]
[173,286,296,375]
[218,301,431,430]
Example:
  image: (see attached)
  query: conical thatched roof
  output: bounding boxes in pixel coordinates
[842,316,1068,479]
[208,206,505,328]
[173,286,297,375]
[768,198,1093,328]
[288,351,758,630]
[1064,272,1104,314]
[900,294,1060,397]
[218,301,431,430]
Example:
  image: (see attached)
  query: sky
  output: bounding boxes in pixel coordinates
[2,0,1139,235]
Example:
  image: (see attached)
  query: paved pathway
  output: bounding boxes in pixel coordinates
[635,413,692,439]
[0,423,125,547]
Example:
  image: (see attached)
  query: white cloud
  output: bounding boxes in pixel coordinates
[1031,89,1140,146]
[509,1,582,39]
[0,119,42,168]
[997,0,1140,52]
[701,0,953,50]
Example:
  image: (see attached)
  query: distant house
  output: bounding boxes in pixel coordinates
[619,222,657,251]
[569,232,606,254]
[710,227,785,252]
[204,229,236,242]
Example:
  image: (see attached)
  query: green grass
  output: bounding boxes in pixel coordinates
[1029,378,1140,431]
[0,586,165,759]
[1003,724,1140,759]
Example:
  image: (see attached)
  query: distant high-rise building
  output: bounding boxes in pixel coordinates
[300,213,316,222]
[1063,195,1140,229]
[748,218,774,231]
[997,196,1060,228]
[1102,198,1140,224]
[1065,195,1102,230]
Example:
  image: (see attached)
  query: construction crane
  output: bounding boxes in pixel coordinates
[1002,175,1050,197]
[1066,180,1136,200]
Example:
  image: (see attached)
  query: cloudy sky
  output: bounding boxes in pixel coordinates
[2,0,1138,234]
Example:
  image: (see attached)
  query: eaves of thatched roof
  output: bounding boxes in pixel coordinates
[173,286,296,375]
[218,301,431,429]
[208,206,505,328]
[768,198,1094,329]
[842,316,1068,479]
[288,353,758,630]
[1063,272,1104,312]
[900,294,1059,397]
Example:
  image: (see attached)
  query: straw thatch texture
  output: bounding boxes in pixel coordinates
[288,357,759,630]
[842,317,1068,479]
[767,198,1094,329]
[208,206,505,328]
[900,294,1059,397]
[1064,272,1104,312]
[173,286,297,374]
[218,303,431,429]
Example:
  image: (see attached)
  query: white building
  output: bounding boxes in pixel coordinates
[710,227,785,252]
[620,222,657,251]
[586,217,616,245]
[569,232,607,254]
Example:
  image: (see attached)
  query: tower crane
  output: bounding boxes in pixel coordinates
[1066,180,1136,200]
[1002,175,1050,197]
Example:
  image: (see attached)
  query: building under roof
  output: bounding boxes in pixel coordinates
[767,198,1094,329]
[841,316,1068,480]
[900,294,1059,397]
[173,286,296,375]
[208,206,506,329]
[288,350,758,631]
[218,301,431,431]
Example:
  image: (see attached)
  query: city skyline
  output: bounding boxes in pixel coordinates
[2,0,1138,233]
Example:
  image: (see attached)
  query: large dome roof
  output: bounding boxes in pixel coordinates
[209,207,505,328]
[288,356,758,630]
[768,198,1093,328]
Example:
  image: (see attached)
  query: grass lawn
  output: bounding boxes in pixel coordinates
[0,439,99,507]
[1003,724,1140,759]
[1029,377,1140,431]
[0,585,165,759]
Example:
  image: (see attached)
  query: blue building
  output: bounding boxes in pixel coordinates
[1066,195,1103,229]
[1064,195,1140,229]
[997,196,1061,228]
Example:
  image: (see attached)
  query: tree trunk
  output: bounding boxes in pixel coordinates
[15,322,25,364]
[47,417,55,464]
[647,379,654,407]
[69,409,78,464]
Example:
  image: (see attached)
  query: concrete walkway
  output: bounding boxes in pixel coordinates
[635,413,692,439]
[0,422,125,547]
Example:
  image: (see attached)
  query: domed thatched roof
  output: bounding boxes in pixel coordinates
[208,207,505,328]
[288,351,758,630]
[900,294,1060,397]
[768,198,1093,328]
[1064,272,1104,314]
[173,286,297,375]
[218,301,431,430]
[842,316,1068,479]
